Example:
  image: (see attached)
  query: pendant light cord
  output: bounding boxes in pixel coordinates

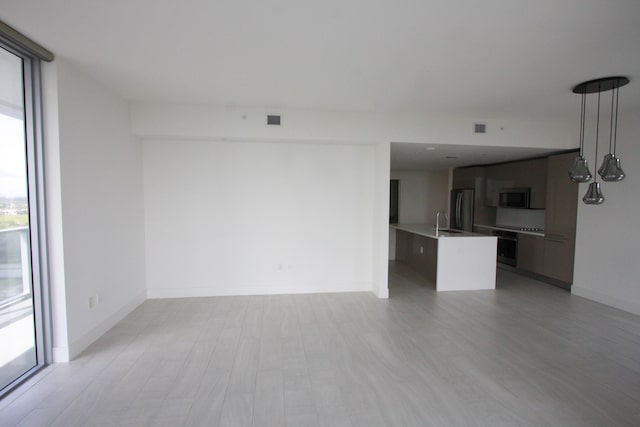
[594,86,601,183]
[613,81,620,156]
[579,91,586,157]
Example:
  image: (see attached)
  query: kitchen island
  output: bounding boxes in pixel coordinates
[391,224,497,291]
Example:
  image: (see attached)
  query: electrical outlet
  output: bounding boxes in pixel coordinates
[420,246,424,254]
[89,296,96,309]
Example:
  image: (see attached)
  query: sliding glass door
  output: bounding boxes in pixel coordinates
[0,45,47,394]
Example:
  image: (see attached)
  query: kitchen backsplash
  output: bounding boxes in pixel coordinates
[496,207,546,230]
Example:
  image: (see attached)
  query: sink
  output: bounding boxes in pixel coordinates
[437,230,464,237]
[440,229,464,234]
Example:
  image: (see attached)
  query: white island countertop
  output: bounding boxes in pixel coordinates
[391,223,497,291]
[391,223,488,239]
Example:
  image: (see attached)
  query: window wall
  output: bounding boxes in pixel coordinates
[0,40,49,396]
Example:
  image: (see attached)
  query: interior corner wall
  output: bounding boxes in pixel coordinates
[572,109,640,315]
[143,139,375,297]
[391,170,450,224]
[388,169,449,260]
[43,58,146,361]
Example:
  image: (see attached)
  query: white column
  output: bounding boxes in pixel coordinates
[373,141,390,298]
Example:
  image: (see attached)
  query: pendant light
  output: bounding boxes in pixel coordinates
[571,76,630,205]
[583,87,605,205]
[598,81,626,181]
[568,91,592,182]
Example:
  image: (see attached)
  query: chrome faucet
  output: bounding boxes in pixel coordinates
[435,210,448,235]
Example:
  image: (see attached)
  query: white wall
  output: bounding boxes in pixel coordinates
[388,170,449,259]
[572,109,640,315]
[43,58,146,361]
[132,102,575,301]
[34,63,634,364]
[392,170,450,224]
[131,103,574,150]
[143,139,374,297]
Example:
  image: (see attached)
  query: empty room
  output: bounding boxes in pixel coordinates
[1,1,639,426]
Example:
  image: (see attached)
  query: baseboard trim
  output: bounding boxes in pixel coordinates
[571,286,640,316]
[374,287,389,299]
[497,264,572,291]
[54,290,146,362]
[147,283,372,299]
[52,346,69,362]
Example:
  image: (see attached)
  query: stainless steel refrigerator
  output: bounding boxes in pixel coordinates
[450,189,475,232]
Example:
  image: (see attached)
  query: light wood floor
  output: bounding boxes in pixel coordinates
[1,263,639,426]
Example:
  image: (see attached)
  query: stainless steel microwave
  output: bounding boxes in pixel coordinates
[498,189,531,208]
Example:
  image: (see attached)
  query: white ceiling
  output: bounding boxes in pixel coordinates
[2,1,639,169]
[2,0,640,118]
[390,142,561,171]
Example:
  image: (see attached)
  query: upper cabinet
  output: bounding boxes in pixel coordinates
[452,166,482,189]
[485,163,512,207]
[485,158,547,208]
[523,158,547,208]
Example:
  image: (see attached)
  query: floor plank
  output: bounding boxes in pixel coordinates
[1,263,639,426]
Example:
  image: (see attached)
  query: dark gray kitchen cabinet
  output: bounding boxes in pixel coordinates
[542,152,579,285]
[484,158,547,208]
[463,152,576,286]
[545,152,578,239]
[522,158,547,209]
[395,230,437,282]
[484,163,516,207]
[452,167,479,189]
[543,237,575,284]
[517,234,545,274]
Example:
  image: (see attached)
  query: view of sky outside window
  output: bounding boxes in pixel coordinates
[0,46,28,231]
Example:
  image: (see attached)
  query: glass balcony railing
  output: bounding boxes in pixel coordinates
[0,227,32,307]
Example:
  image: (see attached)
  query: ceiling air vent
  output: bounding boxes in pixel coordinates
[267,114,281,126]
[474,123,486,134]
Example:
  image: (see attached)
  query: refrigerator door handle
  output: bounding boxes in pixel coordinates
[456,193,462,228]
[454,193,458,228]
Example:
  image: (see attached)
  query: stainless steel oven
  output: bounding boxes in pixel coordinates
[492,230,518,266]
